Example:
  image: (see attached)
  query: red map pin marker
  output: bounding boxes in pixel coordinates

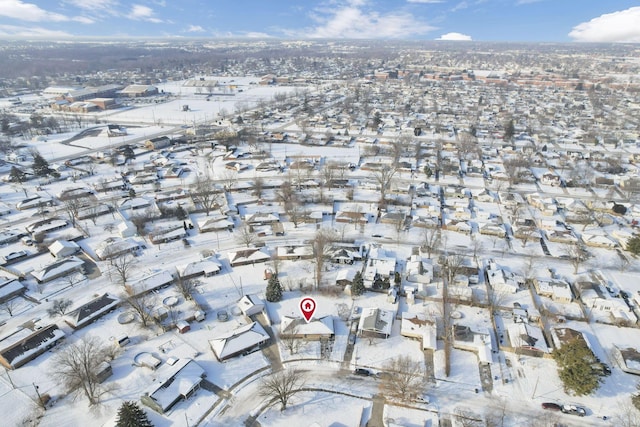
[299,297,316,323]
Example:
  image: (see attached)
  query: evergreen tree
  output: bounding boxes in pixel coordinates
[552,337,606,396]
[9,166,26,183]
[351,271,365,297]
[32,152,52,177]
[626,235,640,256]
[115,401,153,427]
[266,275,283,302]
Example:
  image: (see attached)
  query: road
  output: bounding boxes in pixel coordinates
[199,360,612,427]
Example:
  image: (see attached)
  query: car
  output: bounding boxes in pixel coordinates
[561,404,586,417]
[413,395,430,404]
[541,402,562,411]
[348,334,356,345]
[354,368,372,376]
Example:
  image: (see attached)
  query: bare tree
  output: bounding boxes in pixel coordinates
[371,165,397,208]
[615,400,640,427]
[0,298,20,317]
[219,170,238,192]
[236,221,258,247]
[484,397,508,427]
[421,227,441,258]
[174,276,196,301]
[379,355,427,401]
[121,292,155,328]
[109,252,138,286]
[311,228,337,289]
[61,198,83,227]
[563,241,589,274]
[51,336,115,406]
[282,326,303,355]
[453,408,483,427]
[47,298,73,317]
[258,369,306,411]
[190,175,222,216]
[252,176,265,200]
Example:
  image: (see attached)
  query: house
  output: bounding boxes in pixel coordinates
[95,237,141,260]
[176,257,222,279]
[276,245,314,260]
[141,358,205,414]
[64,293,119,330]
[533,278,573,303]
[614,347,640,376]
[237,294,265,317]
[209,322,270,361]
[452,325,493,364]
[336,268,357,287]
[149,225,187,245]
[280,316,334,340]
[400,312,437,350]
[26,218,68,237]
[245,212,279,225]
[228,247,271,267]
[0,325,66,369]
[145,136,171,150]
[357,307,394,339]
[329,243,366,264]
[125,270,175,296]
[48,239,80,258]
[118,220,137,238]
[31,256,84,283]
[0,278,26,303]
[485,260,521,294]
[581,232,617,249]
[506,322,549,355]
[197,215,234,233]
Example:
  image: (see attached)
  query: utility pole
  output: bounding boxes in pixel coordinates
[33,383,45,410]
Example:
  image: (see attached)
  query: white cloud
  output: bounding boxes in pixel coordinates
[407,0,445,3]
[0,0,71,22]
[451,1,468,12]
[185,25,205,33]
[437,32,472,40]
[286,0,435,39]
[0,24,73,38]
[569,7,640,43]
[63,0,120,12]
[129,4,162,23]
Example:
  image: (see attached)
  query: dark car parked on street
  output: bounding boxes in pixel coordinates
[541,402,562,411]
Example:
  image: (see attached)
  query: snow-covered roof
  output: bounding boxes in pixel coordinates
[358,307,394,338]
[31,256,84,283]
[209,321,269,361]
[126,270,175,296]
[144,358,205,412]
[0,325,66,369]
[64,293,119,329]
[237,294,265,316]
[280,316,334,337]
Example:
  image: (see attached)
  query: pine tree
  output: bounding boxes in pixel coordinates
[626,235,640,256]
[115,401,153,427]
[351,271,365,297]
[31,152,52,177]
[266,275,283,302]
[552,337,605,396]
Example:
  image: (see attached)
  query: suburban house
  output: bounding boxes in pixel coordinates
[175,257,222,279]
[140,358,206,414]
[94,237,142,260]
[485,260,522,294]
[125,270,175,297]
[357,307,395,339]
[400,312,437,350]
[614,347,640,376]
[0,325,66,369]
[227,247,271,267]
[506,322,549,355]
[0,278,26,303]
[144,136,171,150]
[275,244,314,260]
[328,243,366,264]
[452,325,493,364]
[64,293,119,330]
[197,215,234,233]
[280,316,335,340]
[209,321,270,361]
[31,256,85,283]
[48,239,80,258]
[533,278,573,303]
[575,281,637,324]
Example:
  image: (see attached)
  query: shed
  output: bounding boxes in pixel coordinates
[176,321,190,334]
[48,239,80,258]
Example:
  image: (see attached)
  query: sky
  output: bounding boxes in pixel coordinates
[0,0,639,43]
